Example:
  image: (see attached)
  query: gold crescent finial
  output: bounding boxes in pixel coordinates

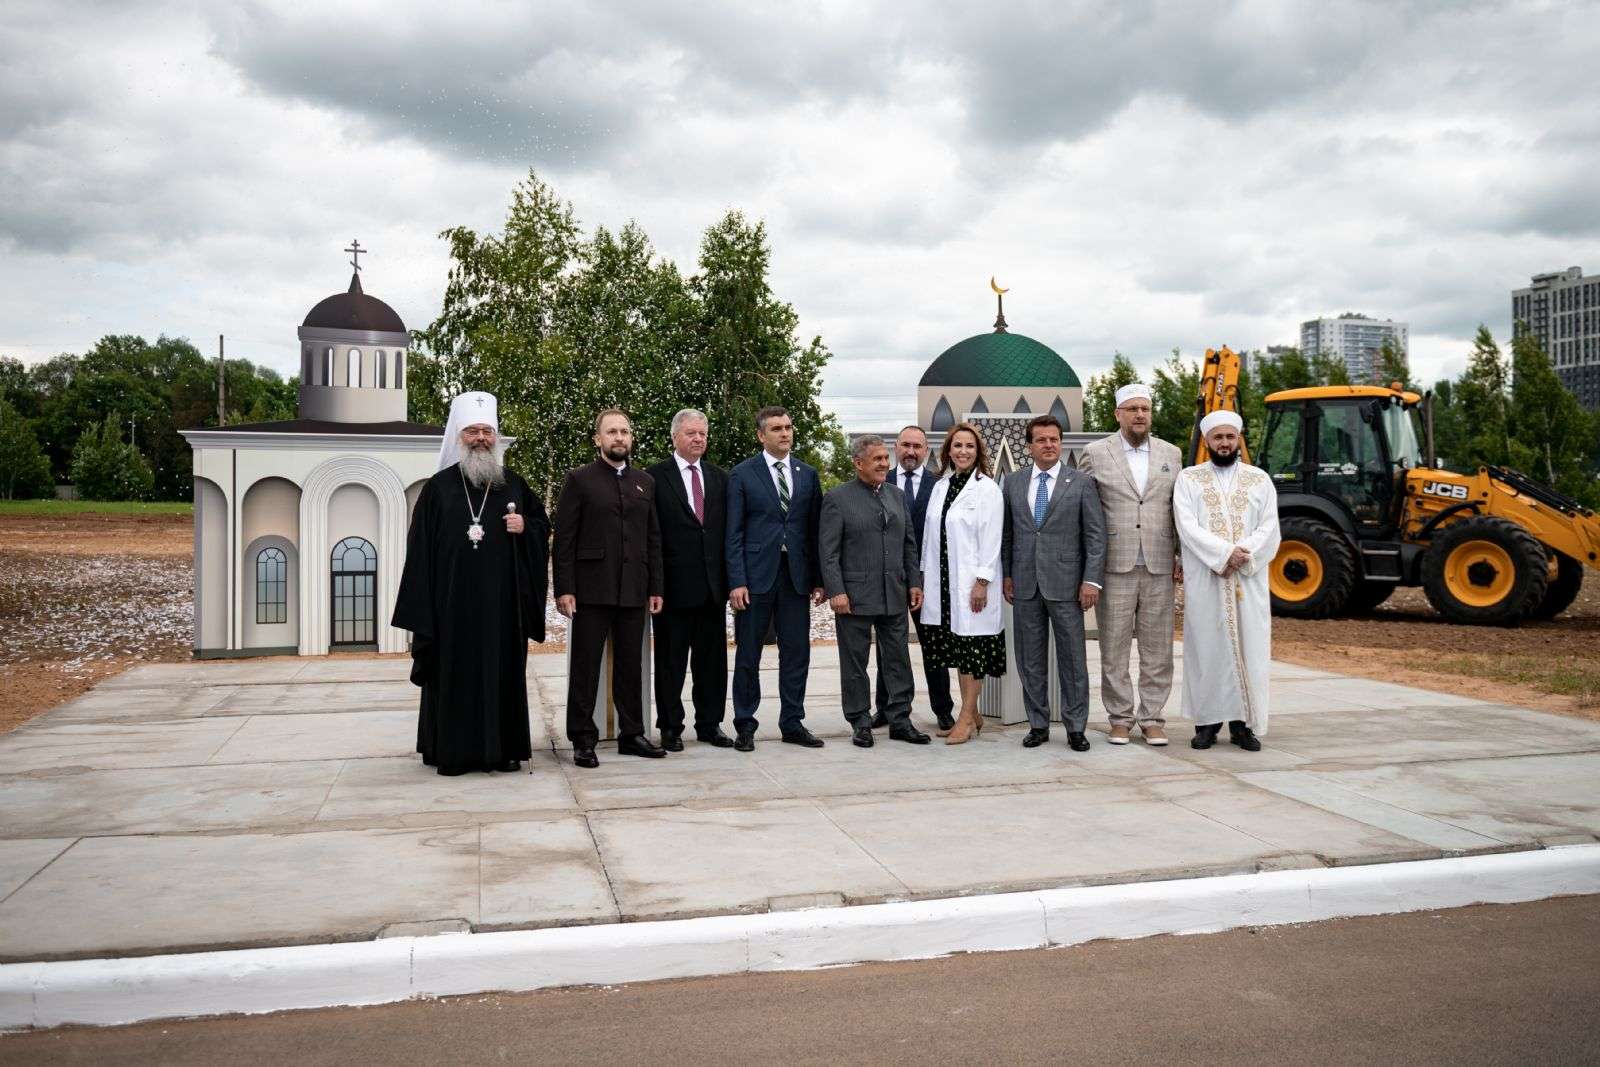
[990,276,1009,295]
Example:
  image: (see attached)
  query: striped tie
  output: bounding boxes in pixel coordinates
[1033,471,1050,528]
[775,461,790,515]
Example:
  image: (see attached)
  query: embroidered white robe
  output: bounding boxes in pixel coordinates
[1173,462,1280,732]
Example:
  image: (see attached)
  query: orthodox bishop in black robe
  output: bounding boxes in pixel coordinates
[393,392,549,775]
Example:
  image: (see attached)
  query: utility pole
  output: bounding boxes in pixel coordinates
[217,334,226,426]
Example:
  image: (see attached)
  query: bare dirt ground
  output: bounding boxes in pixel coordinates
[3,510,1597,733]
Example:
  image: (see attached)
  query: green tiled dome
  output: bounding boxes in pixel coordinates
[919,331,1080,389]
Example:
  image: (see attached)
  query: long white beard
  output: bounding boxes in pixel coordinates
[461,447,505,488]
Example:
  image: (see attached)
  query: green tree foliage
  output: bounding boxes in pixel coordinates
[1508,330,1598,505]
[1149,349,1201,454]
[413,171,839,507]
[1375,339,1413,389]
[2,339,294,499]
[0,399,54,499]
[1454,325,1514,468]
[70,416,155,501]
[1081,352,1140,432]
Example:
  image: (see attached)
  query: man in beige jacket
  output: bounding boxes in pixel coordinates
[1077,383,1182,745]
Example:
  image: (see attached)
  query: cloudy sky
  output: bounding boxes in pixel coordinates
[2,1,1594,428]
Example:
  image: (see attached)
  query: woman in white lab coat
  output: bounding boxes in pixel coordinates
[918,423,1006,745]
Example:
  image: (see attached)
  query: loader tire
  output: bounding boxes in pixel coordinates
[1269,517,1356,618]
[1527,552,1583,621]
[1421,517,1549,626]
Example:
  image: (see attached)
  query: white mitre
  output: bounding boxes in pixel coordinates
[436,391,500,472]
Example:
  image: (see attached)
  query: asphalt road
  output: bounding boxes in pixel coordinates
[5,895,1598,1066]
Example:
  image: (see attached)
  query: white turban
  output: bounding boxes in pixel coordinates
[436,391,500,471]
[1199,409,1243,435]
[1114,383,1152,407]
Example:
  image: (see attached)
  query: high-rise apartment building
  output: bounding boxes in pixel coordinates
[1299,314,1409,382]
[1513,266,1600,410]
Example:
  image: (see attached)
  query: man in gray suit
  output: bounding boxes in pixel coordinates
[1002,414,1106,751]
[1078,383,1182,747]
[820,435,931,749]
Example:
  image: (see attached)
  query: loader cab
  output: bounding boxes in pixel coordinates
[1259,386,1424,537]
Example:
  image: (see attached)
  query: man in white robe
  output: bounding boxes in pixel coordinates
[1173,410,1280,751]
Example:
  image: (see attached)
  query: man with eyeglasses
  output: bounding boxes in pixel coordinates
[819,435,929,748]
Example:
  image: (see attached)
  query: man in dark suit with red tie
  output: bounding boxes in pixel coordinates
[554,408,665,769]
[646,408,733,751]
[873,424,955,732]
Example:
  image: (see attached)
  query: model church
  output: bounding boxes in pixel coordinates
[181,245,443,658]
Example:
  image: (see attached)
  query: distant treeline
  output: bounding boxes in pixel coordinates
[1083,328,1600,507]
[0,337,296,500]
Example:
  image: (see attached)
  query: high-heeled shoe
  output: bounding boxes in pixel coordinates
[945,706,980,745]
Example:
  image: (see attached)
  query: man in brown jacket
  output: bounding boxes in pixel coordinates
[1077,383,1182,746]
[554,408,665,768]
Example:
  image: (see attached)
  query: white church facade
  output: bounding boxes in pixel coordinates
[181,255,443,658]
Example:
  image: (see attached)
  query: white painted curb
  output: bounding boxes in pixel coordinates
[3,845,1597,1031]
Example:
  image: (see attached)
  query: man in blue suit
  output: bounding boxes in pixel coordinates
[873,425,955,733]
[726,406,826,751]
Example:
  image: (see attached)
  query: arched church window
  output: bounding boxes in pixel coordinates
[376,352,386,388]
[330,537,377,646]
[969,395,989,414]
[347,350,362,388]
[1012,396,1032,414]
[302,346,313,384]
[395,351,405,389]
[1049,396,1071,431]
[256,547,288,625]
[323,348,335,386]
[930,396,955,432]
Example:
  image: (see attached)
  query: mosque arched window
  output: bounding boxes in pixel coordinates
[376,352,386,388]
[930,396,955,432]
[255,547,288,625]
[395,351,405,389]
[969,395,989,414]
[1049,396,1071,431]
[1012,396,1032,414]
[347,349,362,388]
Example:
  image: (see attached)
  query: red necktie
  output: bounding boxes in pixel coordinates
[689,464,705,524]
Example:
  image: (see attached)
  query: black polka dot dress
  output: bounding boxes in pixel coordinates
[922,470,1007,679]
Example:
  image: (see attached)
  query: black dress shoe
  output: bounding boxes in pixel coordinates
[437,765,470,777]
[734,728,756,752]
[870,711,888,729]
[696,727,735,748]
[573,747,599,768]
[1022,728,1050,748]
[934,710,957,732]
[852,723,875,748]
[1191,724,1221,750]
[618,734,667,759]
[781,728,825,748]
[1228,720,1262,752]
[889,723,931,744]
[494,760,521,773]
[1067,731,1091,752]
[659,730,684,753]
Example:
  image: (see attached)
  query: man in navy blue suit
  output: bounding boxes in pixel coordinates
[873,425,956,733]
[726,406,826,751]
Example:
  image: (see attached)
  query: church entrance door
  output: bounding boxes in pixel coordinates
[330,536,378,648]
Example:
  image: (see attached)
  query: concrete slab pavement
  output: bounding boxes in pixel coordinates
[2,643,1599,964]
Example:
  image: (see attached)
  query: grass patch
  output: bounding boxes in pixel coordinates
[1432,653,1600,702]
[0,499,192,517]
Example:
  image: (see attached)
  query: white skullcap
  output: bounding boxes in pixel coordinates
[436,391,500,471]
[1114,383,1151,407]
[1199,409,1243,435]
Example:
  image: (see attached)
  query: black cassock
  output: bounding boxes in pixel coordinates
[392,464,550,771]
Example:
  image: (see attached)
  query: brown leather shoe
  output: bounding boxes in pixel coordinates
[1141,724,1169,747]
[1108,724,1132,745]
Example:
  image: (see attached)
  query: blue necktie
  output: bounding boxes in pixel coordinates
[1033,471,1050,528]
